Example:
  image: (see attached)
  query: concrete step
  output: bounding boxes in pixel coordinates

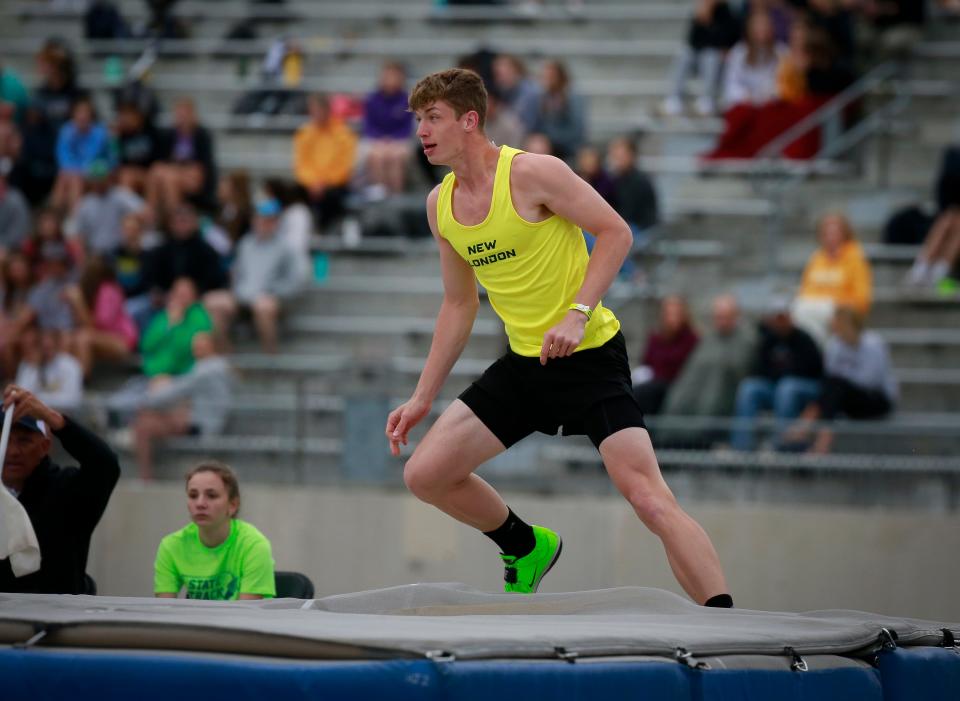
[868,293,960,327]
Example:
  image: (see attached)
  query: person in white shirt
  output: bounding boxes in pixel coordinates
[203,199,304,352]
[722,10,788,110]
[14,327,83,412]
[787,306,897,453]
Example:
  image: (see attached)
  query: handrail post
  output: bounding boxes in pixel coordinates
[296,376,307,482]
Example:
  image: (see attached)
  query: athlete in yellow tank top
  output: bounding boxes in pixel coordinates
[385,69,731,608]
[436,145,620,357]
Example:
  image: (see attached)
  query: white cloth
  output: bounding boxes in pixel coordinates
[791,296,835,348]
[0,486,41,577]
[0,402,40,578]
[278,202,313,286]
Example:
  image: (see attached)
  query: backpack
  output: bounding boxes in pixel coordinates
[882,205,934,246]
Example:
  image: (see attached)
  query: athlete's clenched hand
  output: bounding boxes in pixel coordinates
[386,396,432,456]
[539,310,588,365]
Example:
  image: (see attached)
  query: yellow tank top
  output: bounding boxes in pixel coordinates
[437,146,620,357]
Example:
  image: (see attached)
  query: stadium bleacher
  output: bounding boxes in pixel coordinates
[0,0,957,507]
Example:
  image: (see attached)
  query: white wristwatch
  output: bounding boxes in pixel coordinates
[568,303,593,320]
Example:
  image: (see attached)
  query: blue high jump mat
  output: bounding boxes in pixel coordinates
[1,584,957,700]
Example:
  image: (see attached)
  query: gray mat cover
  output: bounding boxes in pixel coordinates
[1,584,957,661]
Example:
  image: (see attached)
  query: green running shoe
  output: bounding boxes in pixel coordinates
[500,525,562,594]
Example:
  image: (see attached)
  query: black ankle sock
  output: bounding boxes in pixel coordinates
[483,508,536,558]
[704,593,734,608]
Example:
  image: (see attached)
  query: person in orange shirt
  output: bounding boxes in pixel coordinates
[793,211,872,345]
[292,93,357,230]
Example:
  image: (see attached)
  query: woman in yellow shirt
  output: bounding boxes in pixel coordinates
[292,93,357,229]
[793,212,872,345]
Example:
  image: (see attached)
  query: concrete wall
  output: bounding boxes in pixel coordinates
[88,483,960,622]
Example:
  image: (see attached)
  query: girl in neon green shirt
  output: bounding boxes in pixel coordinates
[154,461,275,600]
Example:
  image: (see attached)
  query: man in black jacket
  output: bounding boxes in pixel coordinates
[0,386,120,594]
[146,202,227,295]
[730,304,823,452]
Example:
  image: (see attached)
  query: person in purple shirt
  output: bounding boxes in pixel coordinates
[51,97,109,212]
[362,61,413,196]
[632,296,700,415]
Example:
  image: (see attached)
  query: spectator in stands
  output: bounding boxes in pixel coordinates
[143,0,188,40]
[785,305,897,453]
[793,211,872,345]
[492,54,541,134]
[0,385,119,594]
[133,333,232,481]
[23,207,82,280]
[115,100,162,195]
[0,252,33,376]
[705,20,854,159]
[264,178,312,285]
[52,97,110,213]
[112,78,161,129]
[0,105,21,167]
[112,211,157,332]
[730,297,823,451]
[71,160,146,256]
[147,202,227,296]
[64,256,138,376]
[722,10,788,110]
[662,294,756,442]
[532,59,586,161]
[147,98,216,219]
[662,0,741,117]
[293,93,357,231]
[362,61,413,197]
[32,42,83,131]
[905,145,960,290]
[84,0,130,40]
[575,139,654,277]
[740,0,793,43]
[14,327,83,412]
[631,296,699,415]
[523,132,553,155]
[607,137,659,236]
[17,242,78,337]
[105,277,212,424]
[205,199,304,353]
[0,62,29,125]
[155,461,275,599]
[112,211,151,294]
[801,0,855,62]
[574,145,615,206]
[141,277,212,378]
[0,162,31,255]
[9,105,58,206]
[485,87,526,149]
[212,170,253,247]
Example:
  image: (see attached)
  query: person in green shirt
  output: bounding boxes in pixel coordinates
[141,277,213,377]
[154,461,275,600]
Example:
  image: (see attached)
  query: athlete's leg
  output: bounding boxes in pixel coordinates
[403,398,510,531]
[599,427,728,604]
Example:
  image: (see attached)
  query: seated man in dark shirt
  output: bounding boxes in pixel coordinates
[730,299,823,452]
[0,386,120,594]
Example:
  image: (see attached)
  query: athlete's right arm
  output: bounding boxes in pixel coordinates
[386,185,479,456]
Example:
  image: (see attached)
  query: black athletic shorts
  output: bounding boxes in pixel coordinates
[459,331,646,449]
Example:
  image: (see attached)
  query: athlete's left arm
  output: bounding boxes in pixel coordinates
[515,155,633,364]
